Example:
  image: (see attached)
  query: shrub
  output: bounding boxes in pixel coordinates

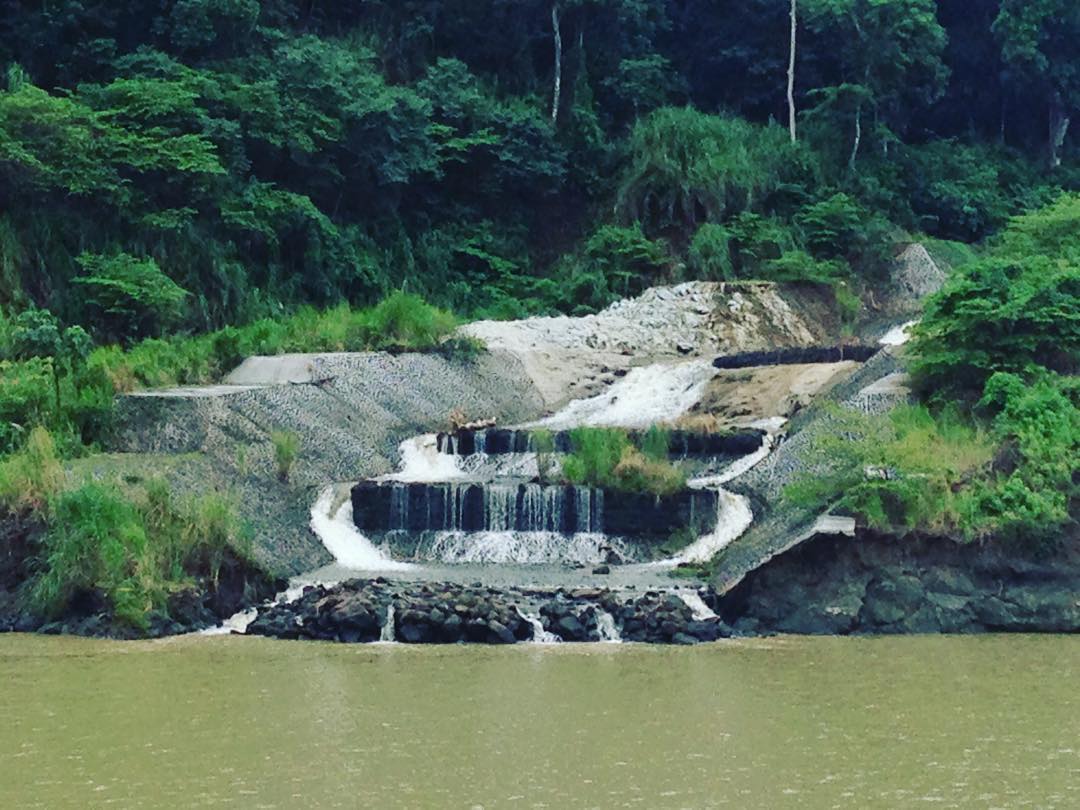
[32,483,152,628]
[911,256,1079,399]
[359,291,458,351]
[785,405,996,538]
[30,480,254,630]
[271,430,300,482]
[584,224,672,300]
[73,252,190,342]
[687,224,734,280]
[0,426,64,514]
[563,427,686,496]
[617,108,812,234]
[795,192,865,259]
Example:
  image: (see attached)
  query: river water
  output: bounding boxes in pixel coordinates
[2,635,1077,808]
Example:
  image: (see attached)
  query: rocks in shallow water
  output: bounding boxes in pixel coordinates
[247,579,731,645]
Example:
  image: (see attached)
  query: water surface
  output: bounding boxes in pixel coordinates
[1,634,1077,808]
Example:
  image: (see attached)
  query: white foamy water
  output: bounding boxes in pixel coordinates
[654,489,754,567]
[530,359,717,429]
[421,531,617,565]
[677,591,717,621]
[879,320,918,346]
[688,434,775,490]
[386,435,466,482]
[594,610,622,643]
[200,607,259,636]
[310,487,413,571]
[517,608,560,643]
[378,604,396,642]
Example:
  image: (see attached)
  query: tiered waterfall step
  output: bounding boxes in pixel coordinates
[435,428,764,458]
[351,481,718,538]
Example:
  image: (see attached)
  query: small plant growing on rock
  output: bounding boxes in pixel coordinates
[270,430,300,483]
[532,429,556,483]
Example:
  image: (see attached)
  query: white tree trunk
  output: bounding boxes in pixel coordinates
[1050,95,1070,169]
[787,0,797,143]
[850,102,862,171]
[551,4,562,125]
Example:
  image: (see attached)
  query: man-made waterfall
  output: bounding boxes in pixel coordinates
[310,487,413,571]
[595,610,622,643]
[387,435,467,482]
[517,608,560,643]
[354,481,718,543]
[677,592,717,621]
[379,604,396,642]
[530,359,717,429]
[656,489,754,566]
[420,531,616,565]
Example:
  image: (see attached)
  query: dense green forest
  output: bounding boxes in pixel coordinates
[1,0,1078,330]
[0,0,1077,617]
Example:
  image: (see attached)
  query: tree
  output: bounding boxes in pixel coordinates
[804,0,948,167]
[994,0,1080,168]
[73,252,190,341]
[788,0,798,143]
[10,309,91,412]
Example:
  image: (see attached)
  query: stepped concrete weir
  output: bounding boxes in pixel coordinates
[434,428,765,459]
[351,481,718,539]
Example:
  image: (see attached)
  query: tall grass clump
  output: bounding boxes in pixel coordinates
[31,483,152,628]
[0,426,64,513]
[563,427,686,496]
[30,480,253,631]
[271,430,300,482]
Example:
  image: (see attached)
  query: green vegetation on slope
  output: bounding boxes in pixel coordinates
[788,195,1080,546]
[0,428,259,631]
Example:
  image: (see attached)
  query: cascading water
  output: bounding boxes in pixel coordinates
[422,531,617,565]
[529,359,718,429]
[387,435,467,482]
[594,610,622,643]
[379,604,396,642]
[879,319,918,346]
[677,591,718,621]
[310,487,413,571]
[516,607,560,643]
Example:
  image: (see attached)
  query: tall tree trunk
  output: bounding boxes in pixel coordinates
[1049,93,1070,169]
[849,102,862,171]
[551,4,562,125]
[787,0,797,143]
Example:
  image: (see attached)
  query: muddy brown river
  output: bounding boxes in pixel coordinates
[1,634,1077,808]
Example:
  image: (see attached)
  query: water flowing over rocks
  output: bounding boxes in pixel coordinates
[246,579,730,644]
[351,481,718,542]
[436,427,764,459]
[461,282,835,408]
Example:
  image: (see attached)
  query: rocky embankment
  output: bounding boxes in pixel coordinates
[248,579,728,644]
[719,529,1080,634]
[0,515,282,638]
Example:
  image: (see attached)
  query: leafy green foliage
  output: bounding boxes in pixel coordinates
[74,253,189,341]
[30,480,253,631]
[617,109,808,234]
[562,427,687,496]
[785,405,996,537]
[912,195,1080,400]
